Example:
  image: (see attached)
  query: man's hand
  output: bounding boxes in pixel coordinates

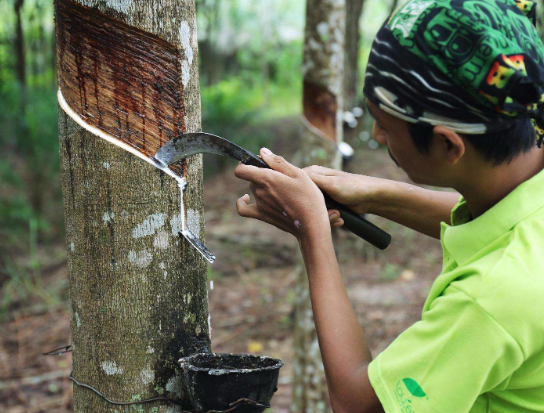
[304,166,383,216]
[305,165,461,239]
[234,148,331,241]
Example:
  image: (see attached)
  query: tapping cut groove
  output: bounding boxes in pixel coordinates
[55,0,186,174]
[303,80,338,141]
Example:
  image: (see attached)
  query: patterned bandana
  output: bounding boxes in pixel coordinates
[363,0,544,145]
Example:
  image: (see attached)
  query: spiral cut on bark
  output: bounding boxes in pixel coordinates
[56,0,186,176]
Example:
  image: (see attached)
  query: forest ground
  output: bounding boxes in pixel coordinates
[0,117,445,412]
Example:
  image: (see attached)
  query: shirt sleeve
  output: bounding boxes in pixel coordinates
[368,285,524,413]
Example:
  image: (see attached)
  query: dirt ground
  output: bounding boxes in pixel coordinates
[0,122,445,412]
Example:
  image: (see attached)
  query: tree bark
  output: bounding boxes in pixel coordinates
[343,0,364,113]
[56,1,210,412]
[291,1,345,412]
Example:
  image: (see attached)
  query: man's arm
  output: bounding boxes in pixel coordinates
[300,227,384,413]
[369,179,460,238]
[305,166,460,239]
[234,152,385,412]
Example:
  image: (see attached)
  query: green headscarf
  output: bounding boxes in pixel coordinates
[364,0,544,144]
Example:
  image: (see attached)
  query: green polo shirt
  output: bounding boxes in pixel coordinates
[368,168,544,413]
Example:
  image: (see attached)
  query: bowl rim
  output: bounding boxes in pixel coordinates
[178,352,284,374]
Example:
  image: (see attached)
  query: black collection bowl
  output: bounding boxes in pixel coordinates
[179,352,284,413]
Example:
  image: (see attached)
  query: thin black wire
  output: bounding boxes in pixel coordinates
[69,372,270,412]
[44,345,271,412]
[42,344,72,356]
[69,371,185,407]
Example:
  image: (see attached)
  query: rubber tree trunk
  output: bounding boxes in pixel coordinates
[291,1,345,412]
[343,0,364,113]
[343,0,365,144]
[56,1,210,412]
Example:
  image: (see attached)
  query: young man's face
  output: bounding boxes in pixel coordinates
[366,100,449,187]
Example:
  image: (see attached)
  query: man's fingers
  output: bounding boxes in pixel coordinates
[234,163,273,185]
[260,148,299,178]
[307,170,335,192]
[332,218,344,228]
[328,210,340,221]
[236,194,262,220]
[304,165,339,176]
[328,210,344,227]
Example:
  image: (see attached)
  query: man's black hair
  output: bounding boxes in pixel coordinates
[407,118,537,166]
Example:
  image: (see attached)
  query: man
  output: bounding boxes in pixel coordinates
[234,0,544,411]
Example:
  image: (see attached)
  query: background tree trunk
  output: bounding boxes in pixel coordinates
[537,0,544,43]
[14,0,26,90]
[56,1,210,411]
[343,0,365,145]
[343,0,364,113]
[291,1,345,412]
[390,0,401,15]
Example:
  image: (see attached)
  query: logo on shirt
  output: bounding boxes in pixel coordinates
[394,378,427,412]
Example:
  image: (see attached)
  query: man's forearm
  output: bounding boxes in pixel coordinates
[369,180,461,239]
[300,230,382,413]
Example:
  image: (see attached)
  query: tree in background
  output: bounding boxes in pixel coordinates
[14,0,26,96]
[537,0,544,43]
[343,0,365,145]
[344,0,364,114]
[55,0,210,410]
[291,0,346,412]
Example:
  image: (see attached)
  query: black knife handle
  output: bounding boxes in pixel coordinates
[243,153,391,250]
[323,194,391,250]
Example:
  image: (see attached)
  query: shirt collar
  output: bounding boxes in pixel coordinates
[442,167,544,265]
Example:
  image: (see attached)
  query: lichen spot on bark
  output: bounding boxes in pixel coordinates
[133,213,166,238]
[75,312,82,327]
[317,22,329,40]
[128,249,153,268]
[102,361,124,375]
[181,60,191,88]
[187,209,201,238]
[153,230,170,249]
[165,375,183,398]
[179,21,193,65]
[140,367,155,385]
[102,0,131,15]
[170,214,183,235]
[103,211,115,223]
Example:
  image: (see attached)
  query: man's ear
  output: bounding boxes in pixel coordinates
[433,125,465,165]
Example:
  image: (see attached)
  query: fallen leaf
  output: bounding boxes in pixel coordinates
[247,340,263,353]
[400,270,415,281]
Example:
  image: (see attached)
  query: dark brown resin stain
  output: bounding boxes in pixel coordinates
[55,0,186,173]
[303,80,337,141]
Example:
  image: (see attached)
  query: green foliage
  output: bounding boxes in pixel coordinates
[0,79,61,250]
[0,219,62,318]
[200,77,300,159]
